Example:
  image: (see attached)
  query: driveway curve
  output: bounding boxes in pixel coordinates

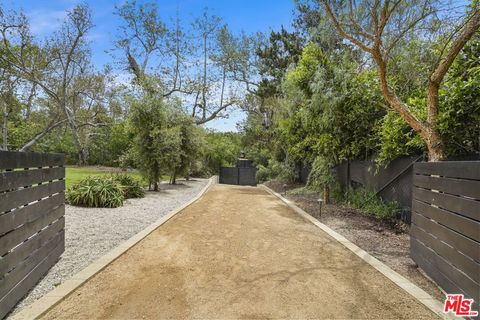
[42,184,437,319]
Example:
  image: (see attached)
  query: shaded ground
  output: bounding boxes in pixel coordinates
[265,180,444,302]
[43,184,437,319]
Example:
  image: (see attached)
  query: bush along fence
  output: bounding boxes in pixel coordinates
[0,151,65,319]
[299,155,422,223]
[410,161,479,310]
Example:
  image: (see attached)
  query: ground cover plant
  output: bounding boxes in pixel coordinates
[67,173,146,207]
[111,174,145,199]
[66,176,125,208]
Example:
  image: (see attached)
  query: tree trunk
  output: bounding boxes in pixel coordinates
[423,127,446,161]
[152,164,160,191]
[202,34,207,120]
[64,107,88,165]
[323,185,330,204]
[171,171,177,185]
[373,53,447,162]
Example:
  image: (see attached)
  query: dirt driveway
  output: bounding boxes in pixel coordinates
[42,184,437,319]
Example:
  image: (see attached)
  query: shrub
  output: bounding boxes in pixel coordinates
[256,165,270,183]
[307,157,336,190]
[344,187,400,220]
[269,160,296,183]
[112,174,145,199]
[67,176,124,208]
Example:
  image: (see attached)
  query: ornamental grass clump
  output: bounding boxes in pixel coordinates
[66,176,124,208]
[111,174,145,199]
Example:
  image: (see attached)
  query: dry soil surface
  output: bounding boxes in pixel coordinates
[264,180,444,302]
[10,179,208,317]
[42,184,438,319]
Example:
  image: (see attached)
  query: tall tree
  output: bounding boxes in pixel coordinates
[114,2,245,125]
[317,0,480,161]
[0,4,100,163]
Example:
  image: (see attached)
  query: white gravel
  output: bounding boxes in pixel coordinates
[10,178,208,316]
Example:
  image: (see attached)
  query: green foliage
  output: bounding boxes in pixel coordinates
[255,160,296,183]
[307,156,336,190]
[87,121,132,167]
[437,32,480,157]
[170,115,205,181]
[269,159,297,183]
[256,26,304,97]
[376,109,425,164]
[286,42,326,96]
[255,164,270,183]
[111,174,145,198]
[203,131,241,175]
[37,131,79,165]
[126,94,206,187]
[279,46,385,169]
[343,188,401,221]
[127,94,172,189]
[376,32,480,163]
[66,176,124,208]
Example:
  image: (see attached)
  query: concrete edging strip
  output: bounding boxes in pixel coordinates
[12,177,216,320]
[259,184,451,320]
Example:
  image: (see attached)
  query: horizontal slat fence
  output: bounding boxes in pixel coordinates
[0,151,65,319]
[411,161,479,309]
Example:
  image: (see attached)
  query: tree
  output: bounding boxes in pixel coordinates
[318,0,480,161]
[114,2,246,125]
[170,115,205,184]
[376,31,480,162]
[0,4,103,163]
[127,94,169,191]
[204,131,241,174]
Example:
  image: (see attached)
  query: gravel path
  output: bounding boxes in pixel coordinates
[10,178,208,316]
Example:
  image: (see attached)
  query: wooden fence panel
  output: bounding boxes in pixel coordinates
[0,152,64,170]
[411,161,480,307]
[0,151,65,319]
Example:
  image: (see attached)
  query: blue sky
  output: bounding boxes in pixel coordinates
[3,0,296,132]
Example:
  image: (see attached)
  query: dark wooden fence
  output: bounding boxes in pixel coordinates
[299,155,422,223]
[410,161,479,308]
[0,151,65,319]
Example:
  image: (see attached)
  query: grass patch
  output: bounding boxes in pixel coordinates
[65,167,143,188]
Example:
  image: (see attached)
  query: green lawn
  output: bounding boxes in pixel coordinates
[65,167,143,188]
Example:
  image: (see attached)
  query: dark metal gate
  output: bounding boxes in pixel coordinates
[219,159,256,186]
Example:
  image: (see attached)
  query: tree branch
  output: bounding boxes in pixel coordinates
[319,0,374,53]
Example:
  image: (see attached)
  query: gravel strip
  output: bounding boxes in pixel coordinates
[9,178,208,316]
